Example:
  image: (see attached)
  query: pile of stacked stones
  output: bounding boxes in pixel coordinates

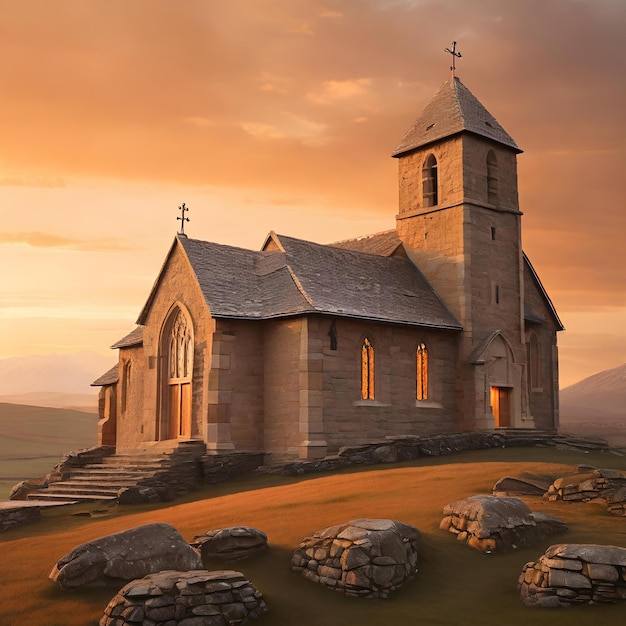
[191,526,269,561]
[440,495,567,553]
[99,570,267,626]
[544,468,626,515]
[291,518,421,598]
[519,544,626,607]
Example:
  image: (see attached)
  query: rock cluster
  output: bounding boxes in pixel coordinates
[440,495,567,553]
[492,476,550,496]
[545,468,626,515]
[50,522,203,589]
[100,569,267,626]
[291,518,420,598]
[192,526,268,561]
[519,544,626,607]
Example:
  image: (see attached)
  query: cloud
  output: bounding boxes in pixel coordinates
[240,114,329,145]
[0,176,65,188]
[307,78,372,105]
[0,232,127,251]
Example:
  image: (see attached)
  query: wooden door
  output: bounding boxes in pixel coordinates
[490,386,511,427]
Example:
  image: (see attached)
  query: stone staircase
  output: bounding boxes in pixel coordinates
[27,440,206,504]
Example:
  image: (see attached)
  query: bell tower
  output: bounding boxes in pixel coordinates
[393,76,531,430]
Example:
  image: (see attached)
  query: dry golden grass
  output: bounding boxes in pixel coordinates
[1,447,625,626]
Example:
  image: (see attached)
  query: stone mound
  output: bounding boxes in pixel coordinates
[545,468,626,515]
[519,543,626,607]
[50,522,203,589]
[291,518,421,598]
[191,526,268,560]
[99,569,267,625]
[440,495,567,553]
[492,476,550,496]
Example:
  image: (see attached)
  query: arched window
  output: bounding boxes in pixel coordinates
[487,150,498,205]
[416,343,429,400]
[361,338,375,400]
[121,360,131,414]
[422,154,438,207]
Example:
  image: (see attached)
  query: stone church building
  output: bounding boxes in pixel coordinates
[93,75,563,462]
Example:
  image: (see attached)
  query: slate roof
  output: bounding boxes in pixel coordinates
[392,76,522,157]
[91,365,119,387]
[111,326,144,349]
[523,254,564,330]
[330,230,402,257]
[174,234,461,330]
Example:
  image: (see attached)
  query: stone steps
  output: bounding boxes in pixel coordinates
[27,441,206,503]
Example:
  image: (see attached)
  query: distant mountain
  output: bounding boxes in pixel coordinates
[0,352,116,397]
[560,363,625,423]
[0,392,98,413]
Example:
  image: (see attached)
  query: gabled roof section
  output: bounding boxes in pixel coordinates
[523,253,564,330]
[330,230,402,257]
[111,326,143,349]
[392,76,522,157]
[272,234,461,330]
[138,232,462,330]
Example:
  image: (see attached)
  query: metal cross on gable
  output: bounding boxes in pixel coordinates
[445,41,462,76]
[177,202,190,235]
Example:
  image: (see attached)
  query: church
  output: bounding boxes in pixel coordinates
[93,73,563,462]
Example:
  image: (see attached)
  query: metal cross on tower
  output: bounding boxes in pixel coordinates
[177,203,190,235]
[444,41,462,77]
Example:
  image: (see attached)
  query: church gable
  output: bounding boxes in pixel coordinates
[523,254,564,331]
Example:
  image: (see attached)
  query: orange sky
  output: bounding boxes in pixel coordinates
[0,0,624,388]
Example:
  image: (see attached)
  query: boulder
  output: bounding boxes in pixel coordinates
[99,569,267,625]
[519,543,626,607]
[291,518,421,598]
[192,526,268,561]
[50,522,203,589]
[440,495,567,553]
[492,476,550,496]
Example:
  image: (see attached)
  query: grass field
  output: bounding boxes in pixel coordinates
[0,403,98,499]
[1,447,625,626]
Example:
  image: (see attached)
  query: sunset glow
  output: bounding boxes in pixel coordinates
[0,1,624,387]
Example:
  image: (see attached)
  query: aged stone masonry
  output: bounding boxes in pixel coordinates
[99,569,267,626]
[92,73,563,464]
[519,544,626,607]
[291,518,421,598]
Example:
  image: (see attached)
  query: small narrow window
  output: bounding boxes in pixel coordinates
[328,320,338,351]
[487,150,498,205]
[527,334,541,389]
[494,283,500,305]
[422,154,438,207]
[361,338,375,400]
[416,343,428,401]
[121,361,131,414]
[491,226,496,240]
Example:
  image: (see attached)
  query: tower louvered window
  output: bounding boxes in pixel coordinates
[422,154,438,207]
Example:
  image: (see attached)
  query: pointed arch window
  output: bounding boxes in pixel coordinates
[422,154,438,207]
[361,338,375,400]
[160,306,194,440]
[487,150,498,206]
[416,343,429,401]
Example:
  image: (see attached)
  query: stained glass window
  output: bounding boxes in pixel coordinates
[417,343,428,401]
[361,338,375,400]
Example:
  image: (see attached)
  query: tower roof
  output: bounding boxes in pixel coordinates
[392,76,522,157]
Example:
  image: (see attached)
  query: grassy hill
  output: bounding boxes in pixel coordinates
[0,447,625,626]
[0,403,98,499]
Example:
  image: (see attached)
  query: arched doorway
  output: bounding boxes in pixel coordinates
[159,306,193,440]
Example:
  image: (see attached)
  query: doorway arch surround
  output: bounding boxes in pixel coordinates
[157,303,194,441]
